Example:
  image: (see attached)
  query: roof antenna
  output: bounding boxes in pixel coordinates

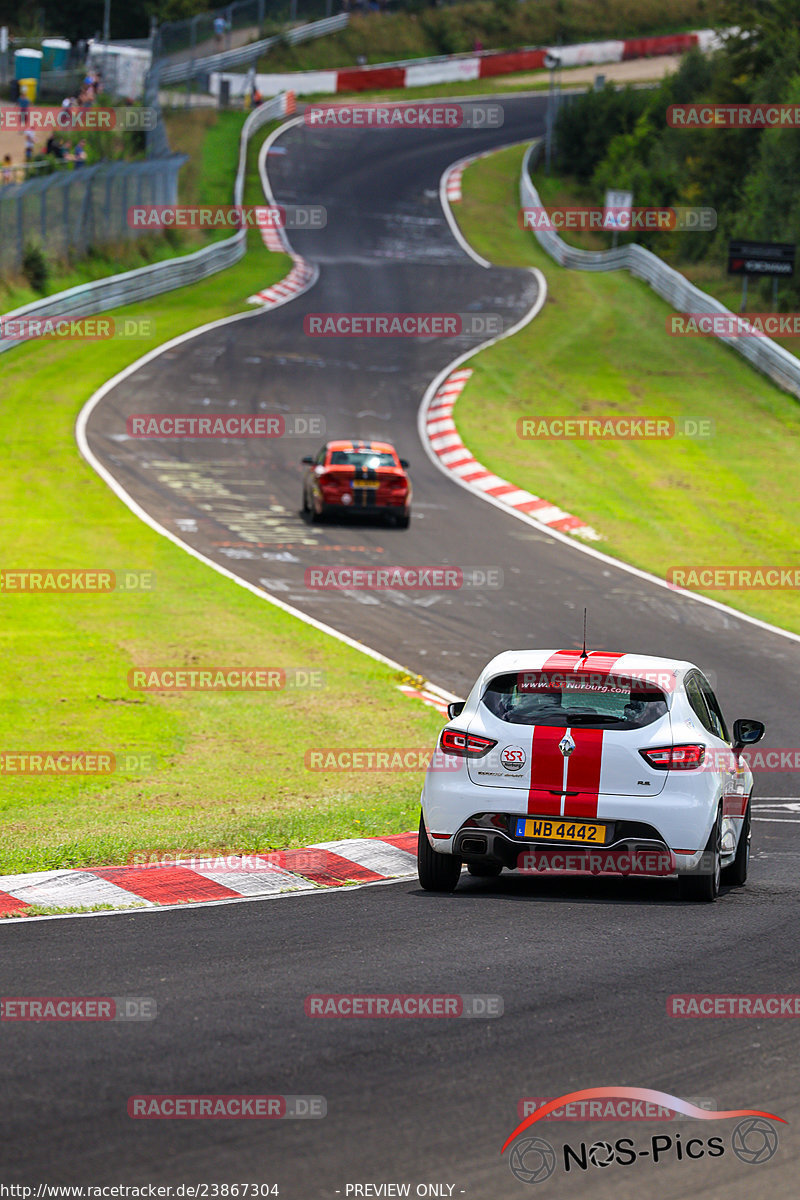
[580,607,588,660]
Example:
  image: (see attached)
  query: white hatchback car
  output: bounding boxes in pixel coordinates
[418,649,765,901]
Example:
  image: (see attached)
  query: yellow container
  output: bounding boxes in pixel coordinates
[19,77,38,101]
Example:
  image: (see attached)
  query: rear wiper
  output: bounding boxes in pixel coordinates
[562,713,624,725]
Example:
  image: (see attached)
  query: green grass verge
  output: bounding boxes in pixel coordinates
[525,169,800,357]
[0,120,442,876]
[257,0,715,73]
[0,903,148,919]
[451,143,800,633]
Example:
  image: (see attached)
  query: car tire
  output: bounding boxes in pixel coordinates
[467,862,503,878]
[417,813,461,892]
[395,511,411,529]
[678,807,721,902]
[721,800,750,887]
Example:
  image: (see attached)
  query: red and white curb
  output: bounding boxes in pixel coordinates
[446,164,465,204]
[398,684,450,717]
[247,221,315,307]
[424,369,600,539]
[0,832,419,920]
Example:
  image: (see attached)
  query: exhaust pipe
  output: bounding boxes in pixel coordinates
[460,836,488,854]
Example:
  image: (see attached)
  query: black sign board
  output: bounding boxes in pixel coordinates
[728,240,795,277]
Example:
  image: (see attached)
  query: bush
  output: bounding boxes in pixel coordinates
[21,242,49,293]
[554,84,651,183]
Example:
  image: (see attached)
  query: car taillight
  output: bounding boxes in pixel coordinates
[640,744,706,770]
[440,728,497,758]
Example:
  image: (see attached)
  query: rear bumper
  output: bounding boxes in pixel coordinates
[422,774,719,866]
[451,825,686,876]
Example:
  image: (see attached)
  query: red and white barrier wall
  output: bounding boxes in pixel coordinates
[219,28,721,99]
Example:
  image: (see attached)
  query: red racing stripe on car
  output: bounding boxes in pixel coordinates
[722,794,749,818]
[541,649,585,672]
[563,728,604,818]
[528,725,566,815]
[539,650,625,674]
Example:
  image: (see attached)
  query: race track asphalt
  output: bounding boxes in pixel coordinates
[3,94,800,1196]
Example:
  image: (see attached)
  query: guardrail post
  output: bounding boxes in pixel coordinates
[16,192,24,270]
[62,178,71,261]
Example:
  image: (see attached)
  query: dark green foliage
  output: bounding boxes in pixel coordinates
[549,3,800,306]
[22,242,49,293]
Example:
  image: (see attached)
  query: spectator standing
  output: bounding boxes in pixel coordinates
[23,127,35,162]
[2,154,13,184]
[45,133,67,160]
[214,15,226,50]
[72,139,87,167]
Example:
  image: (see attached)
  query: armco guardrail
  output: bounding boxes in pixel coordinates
[520,142,800,401]
[0,93,291,356]
[159,13,348,86]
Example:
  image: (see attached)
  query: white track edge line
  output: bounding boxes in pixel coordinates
[428,145,800,648]
[73,118,457,717]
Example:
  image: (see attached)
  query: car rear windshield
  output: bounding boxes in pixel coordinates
[481,671,669,729]
[329,451,397,468]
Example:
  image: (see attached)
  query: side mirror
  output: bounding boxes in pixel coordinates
[732,718,765,750]
[447,700,465,720]
[399,459,410,469]
[301,455,314,465]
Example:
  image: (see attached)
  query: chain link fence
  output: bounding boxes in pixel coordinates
[0,93,290,354]
[0,156,185,274]
[155,0,342,63]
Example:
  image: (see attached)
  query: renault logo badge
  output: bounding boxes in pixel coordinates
[558,733,576,758]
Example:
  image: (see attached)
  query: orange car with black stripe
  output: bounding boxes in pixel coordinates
[301,439,412,528]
